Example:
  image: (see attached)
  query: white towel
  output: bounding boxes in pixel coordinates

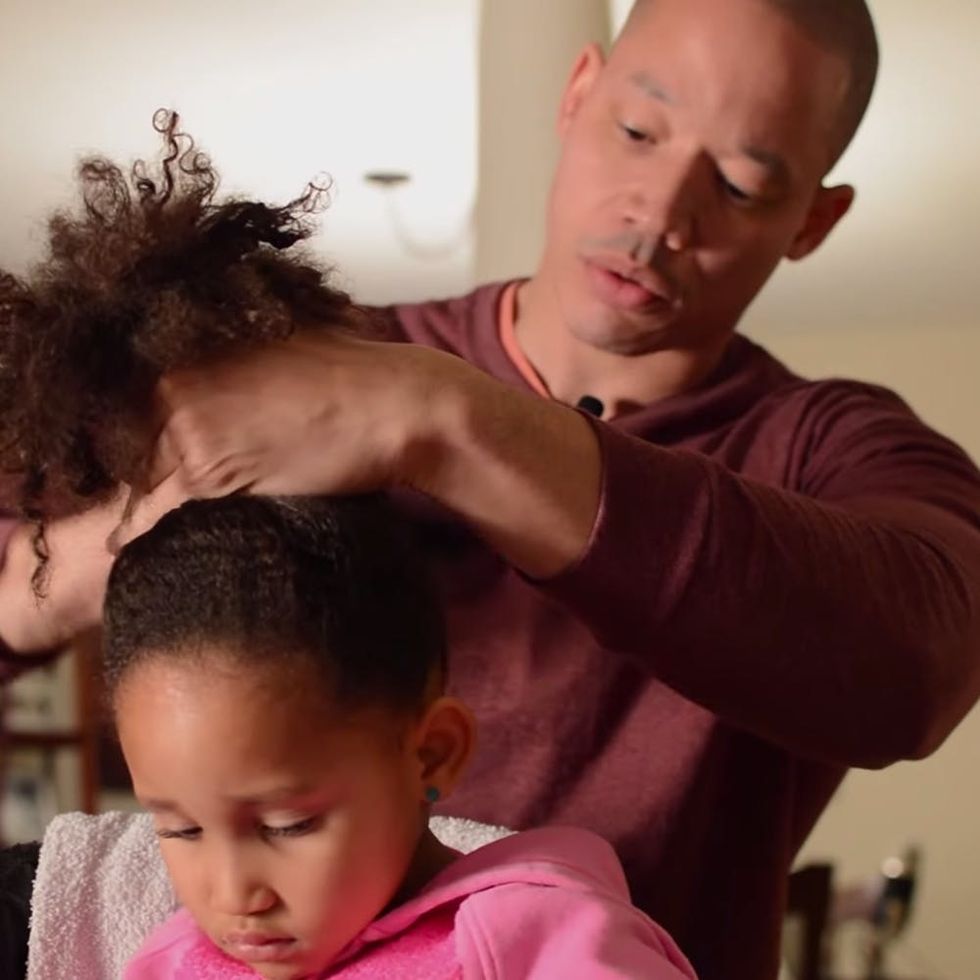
[432,815,513,854]
[27,812,178,980]
[27,810,512,980]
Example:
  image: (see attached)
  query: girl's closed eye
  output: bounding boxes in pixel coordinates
[155,816,323,840]
[262,814,322,838]
[156,826,202,842]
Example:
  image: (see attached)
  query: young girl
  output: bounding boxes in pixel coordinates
[105,491,695,978]
[0,113,695,978]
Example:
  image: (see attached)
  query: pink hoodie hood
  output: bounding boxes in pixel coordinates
[126,826,697,979]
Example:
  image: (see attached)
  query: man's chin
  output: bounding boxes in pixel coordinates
[567,314,679,358]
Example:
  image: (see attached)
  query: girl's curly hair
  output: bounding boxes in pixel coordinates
[0,110,361,581]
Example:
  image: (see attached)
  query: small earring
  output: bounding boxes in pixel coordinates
[424,786,441,805]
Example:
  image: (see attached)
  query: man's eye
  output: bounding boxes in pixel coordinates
[620,123,649,143]
[719,174,754,204]
[263,816,320,839]
[156,827,201,841]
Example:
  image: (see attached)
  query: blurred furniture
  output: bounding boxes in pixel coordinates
[0,633,101,843]
[786,863,834,980]
[784,849,926,980]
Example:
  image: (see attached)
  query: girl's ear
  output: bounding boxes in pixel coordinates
[410,696,477,804]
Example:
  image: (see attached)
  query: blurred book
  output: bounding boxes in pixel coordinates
[4,654,77,733]
[0,749,59,844]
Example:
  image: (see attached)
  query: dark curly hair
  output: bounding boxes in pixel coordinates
[0,110,365,584]
[104,493,446,714]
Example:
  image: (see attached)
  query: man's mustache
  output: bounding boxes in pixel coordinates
[579,231,681,294]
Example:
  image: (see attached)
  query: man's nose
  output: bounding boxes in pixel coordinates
[620,151,704,255]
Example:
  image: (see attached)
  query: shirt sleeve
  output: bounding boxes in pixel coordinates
[455,881,697,979]
[538,384,980,768]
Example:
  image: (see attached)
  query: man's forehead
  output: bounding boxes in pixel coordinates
[613,0,827,80]
[624,69,794,180]
[612,0,861,164]
[608,5,843,168]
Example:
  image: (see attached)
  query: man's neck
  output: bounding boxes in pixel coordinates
[513,276,731,417]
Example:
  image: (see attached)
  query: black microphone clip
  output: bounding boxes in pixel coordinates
[575,395,605,418]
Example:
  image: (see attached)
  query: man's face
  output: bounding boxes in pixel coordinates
[543,0,853,357]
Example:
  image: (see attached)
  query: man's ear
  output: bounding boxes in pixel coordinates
[410,696,476,803]
[557,43,606,137]
[786,184,855,261]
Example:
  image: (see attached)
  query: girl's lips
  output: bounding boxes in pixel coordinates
[223,933,301,964]
[584,260,674,313]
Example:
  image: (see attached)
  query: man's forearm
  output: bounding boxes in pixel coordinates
[415,371,980,768]
[411,370,603,581]
[535,423,980,768]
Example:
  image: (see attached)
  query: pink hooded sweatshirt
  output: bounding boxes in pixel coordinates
[124,827,696,979]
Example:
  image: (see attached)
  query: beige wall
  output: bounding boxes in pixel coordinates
[475,0,610,282]
[0,0,479,305]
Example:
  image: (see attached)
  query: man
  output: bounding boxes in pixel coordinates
[2,1,979,977]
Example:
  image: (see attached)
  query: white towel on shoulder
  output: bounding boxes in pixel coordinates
[27,810,512,980]
[27,811,177,980]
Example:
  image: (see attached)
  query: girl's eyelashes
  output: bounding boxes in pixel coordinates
[262,815,321,839]
[156,826,201,841]
[154,815,322,841]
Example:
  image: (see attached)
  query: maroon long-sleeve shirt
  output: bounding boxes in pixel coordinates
[382,283,980,979]
[2,281,979,978]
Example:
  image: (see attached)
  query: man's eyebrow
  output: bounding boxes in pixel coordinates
[629,71,675,105]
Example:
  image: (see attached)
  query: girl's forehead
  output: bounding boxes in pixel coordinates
[119,658,410,814]
[116,648,324,708]
[116,654,404,768]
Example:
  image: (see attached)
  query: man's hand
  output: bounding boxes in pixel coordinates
[139,331,603,579]
[145,334,450,498]
[0,495,123,655]
[0,480,194,657]
[0,326,602,659]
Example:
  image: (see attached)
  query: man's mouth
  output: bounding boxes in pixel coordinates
[583,258,678,313]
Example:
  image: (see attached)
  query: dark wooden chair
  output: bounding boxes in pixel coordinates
[786,862,834,980]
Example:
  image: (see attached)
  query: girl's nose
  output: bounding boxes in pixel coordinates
[208,860,278,917]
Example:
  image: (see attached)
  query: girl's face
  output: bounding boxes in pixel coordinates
[116,653,445,980]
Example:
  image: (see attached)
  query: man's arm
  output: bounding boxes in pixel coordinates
[134,333,601,576]
[543,423,979,768]
[136,334,980,768]
[423,372,980,769]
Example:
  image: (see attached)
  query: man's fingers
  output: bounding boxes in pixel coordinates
[109,469,191,554]
[145,423,182,492]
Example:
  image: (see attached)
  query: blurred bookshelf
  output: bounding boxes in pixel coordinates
[0,633,102,844]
